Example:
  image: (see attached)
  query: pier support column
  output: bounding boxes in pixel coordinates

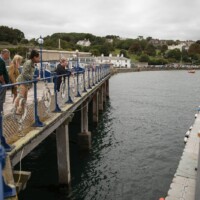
[99,87,104,111]
[78,101,91,150]
[106,79,109,98]
[56,116,73,186]
[103,82,107,103]
[93,92,99,123]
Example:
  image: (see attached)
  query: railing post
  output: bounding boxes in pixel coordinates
[53,73,62,112]
[99,66,102,81]
[107,65,109,75]
[83,70,87,93]
[92,67,95,86]
[76,71,81,97]
[98,66,100,82]
[96,66,98,84]
[66,73,73,104]
[88,67,92,89]
[103,65,105,78]
[102,66,104,79]
[32,75,44,127]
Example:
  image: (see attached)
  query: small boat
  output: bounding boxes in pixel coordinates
[188,69,195,73]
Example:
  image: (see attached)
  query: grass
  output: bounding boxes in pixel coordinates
[0,42,35,49]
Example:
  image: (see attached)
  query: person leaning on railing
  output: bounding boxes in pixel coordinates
[14,50,40,115]
[0,49,10,113]
[55,57,68,92]
[8,55,23,103]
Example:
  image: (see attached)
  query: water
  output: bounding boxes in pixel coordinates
[18,70,200,200]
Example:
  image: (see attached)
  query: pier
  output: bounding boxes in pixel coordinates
[0,65,110,199]
[166,112,200,200]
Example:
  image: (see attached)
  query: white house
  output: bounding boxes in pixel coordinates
[95,54,131,68]
[76,39,91,47]
[168,41,194,51]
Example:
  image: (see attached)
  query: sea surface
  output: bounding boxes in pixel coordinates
[18,70,200,200]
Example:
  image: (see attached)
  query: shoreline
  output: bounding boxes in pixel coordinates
[111,67,200,74]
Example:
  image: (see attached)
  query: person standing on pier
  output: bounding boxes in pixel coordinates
[14,50,40,115]
[55,57,68,92]
[0,49,10,113]
[8,55,23,102]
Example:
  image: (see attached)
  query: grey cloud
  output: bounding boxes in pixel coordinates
[0,0,200,40]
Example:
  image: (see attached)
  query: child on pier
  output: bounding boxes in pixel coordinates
[14,50,40,115]
[8,55,23,102]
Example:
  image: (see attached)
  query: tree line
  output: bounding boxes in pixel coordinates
[1,26,200,65]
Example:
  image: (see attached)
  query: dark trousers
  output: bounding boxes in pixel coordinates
[0,87,6,113]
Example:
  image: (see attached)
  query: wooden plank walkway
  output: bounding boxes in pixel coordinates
[166,113,200,200]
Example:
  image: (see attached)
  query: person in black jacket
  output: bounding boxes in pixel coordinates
[0,49,10,113]
[55,57,68,92]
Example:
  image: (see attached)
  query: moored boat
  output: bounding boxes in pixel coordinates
[188,69,195,73]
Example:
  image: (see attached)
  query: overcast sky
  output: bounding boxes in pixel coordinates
[1,0,200,41]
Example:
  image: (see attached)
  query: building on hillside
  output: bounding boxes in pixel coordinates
[149,39,167,46]
[149,39,160,46]
[138,36,144,41]
[37,49,91,62]
[106,38,113,43]
[76,39,91,47]
[168,42,188,51]
[185,40,194,46]
[95,54,131,68]
[34,49,92,71]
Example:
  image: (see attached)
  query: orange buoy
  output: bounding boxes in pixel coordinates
[159,198,165,200]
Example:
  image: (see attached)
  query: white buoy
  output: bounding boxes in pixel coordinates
[189,126,193,131]
[184,137,188,143]
[195,114,198,118]
[185,131,190,137]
